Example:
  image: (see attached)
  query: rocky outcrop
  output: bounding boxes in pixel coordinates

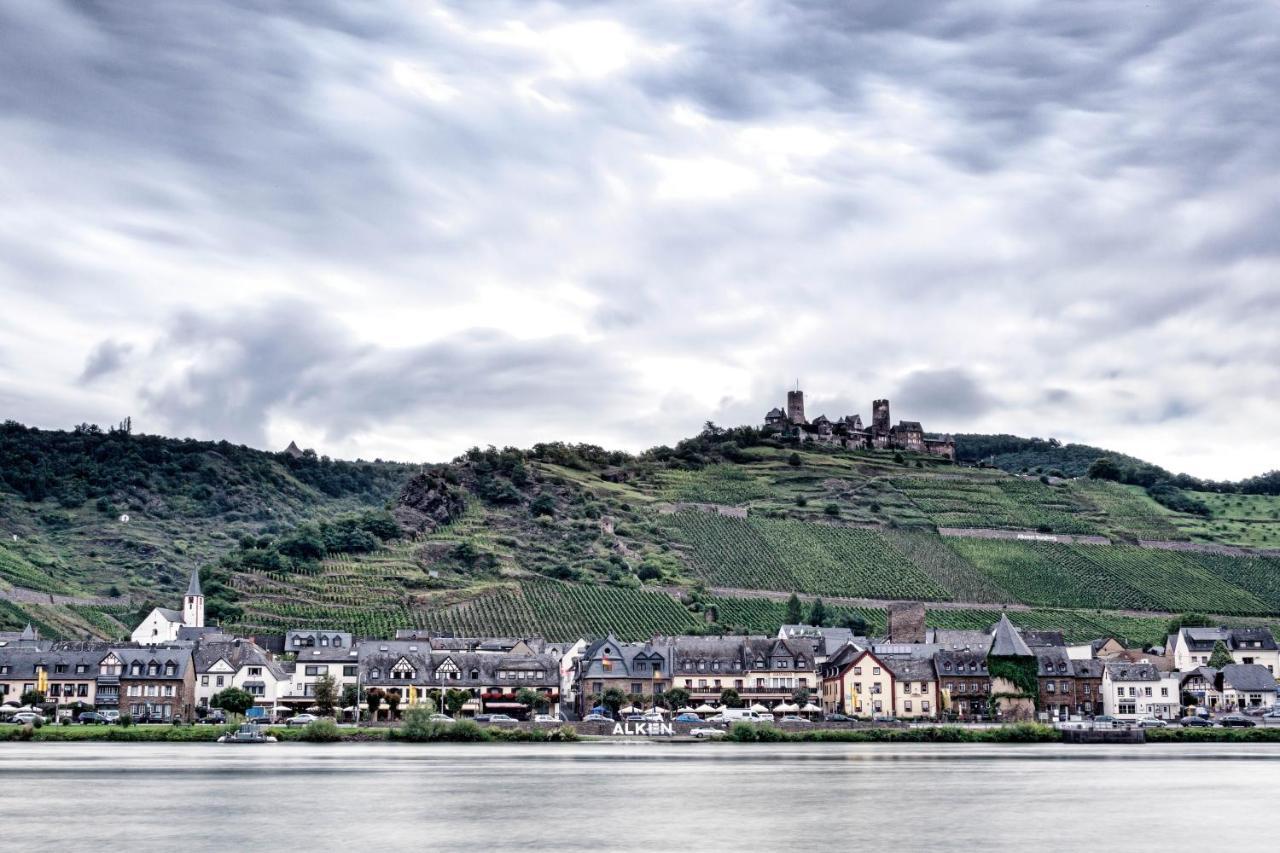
[394,469,467,533]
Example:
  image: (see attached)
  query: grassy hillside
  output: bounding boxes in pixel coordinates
[4,421,1280,643]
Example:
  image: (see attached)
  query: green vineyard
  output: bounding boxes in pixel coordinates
[665,512,954,600]
[891,475,1101,534]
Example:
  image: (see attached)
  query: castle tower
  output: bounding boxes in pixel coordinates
[872,399,891,434]
[786,388,807,424]
[183,568,205,629]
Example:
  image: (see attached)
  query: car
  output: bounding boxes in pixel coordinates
[582,713,612,723]
[486,714,518,725]
[1242,706,1268,717]
[286,714,319,728]
[532,714,561,724]
[99,710,120,722]
[1219,714,1256,728]
[1262,708,1280,720]
[674,713,701,723]
[12,712,46,725]
[197,711,227,725]
[77,712,109,725]
[779,715,812,724]
[1135,718,1167,729]
[624,713,646,722]
[1178,716,1213,727]
[689,727,725,738]
[705,714,728,723]
[1091,715,1119,728]
[429,714,456,724]
[642,712,665,722]
[824,713,855,723]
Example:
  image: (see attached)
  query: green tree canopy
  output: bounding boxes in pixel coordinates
[784,593,803,625]
[1207,640,1234,669]
[313,674,338,716]
[807,598,827,627]
[719,688,743,708]
[211,687,254,717]
[600,687,627,715]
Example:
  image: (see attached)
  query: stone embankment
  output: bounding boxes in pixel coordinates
[0,585,128,607]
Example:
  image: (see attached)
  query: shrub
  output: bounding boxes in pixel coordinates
[298,719,343,742]
[118,714,134,727]
[823,503,839,516]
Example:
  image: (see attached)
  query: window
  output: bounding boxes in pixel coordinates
[1143,687,1152,697]
[55,664,68,674]
[1046,682,1055,694]
[201,676,209,686]
[922,701,930,713]
[370,668,381,679]
[164,685,174,697]
[0,666,7,675]
[147,663,159,676]
[333,637,343,648]
[131,663,142,676]
[904,700,912,712]
[945,682,954,693]
[344,666,358,678]
[853,667,862,676]
[872,667,880,676]
[216,676,225,687]
[305,665,326,677]
[77,685,88,697]
[320,636,329,647]
[1160,687,1169,697]
[248,667,262,677]
[630,683,642,694]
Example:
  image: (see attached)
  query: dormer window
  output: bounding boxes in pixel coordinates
[320,636,329,647]
[470,669,479,680]
[147,662,160,676]
[164,663,176,676]
[370,668,381,679]
[333,637,343,647]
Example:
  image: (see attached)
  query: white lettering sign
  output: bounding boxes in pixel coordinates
[610,721,674,736]
[1015,533,1058,542]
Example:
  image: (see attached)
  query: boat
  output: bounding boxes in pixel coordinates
[218,723,277,744]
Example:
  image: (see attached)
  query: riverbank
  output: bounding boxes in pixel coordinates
[6,721,1280,744]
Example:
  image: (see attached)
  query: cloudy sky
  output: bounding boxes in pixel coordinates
[1,1,1277,479]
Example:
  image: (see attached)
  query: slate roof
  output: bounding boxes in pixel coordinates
[186,569,202,597]
[1023,630,1066,648]
[934,649,989,677]
[990,614,1033,657]
[153,608,183,623]
[579,634,669,680]
[1178,626,1278,653]
[1035,647,1074,676]
[883,656,937,683]
[359,644,559,688]
[115,647,193,679]
[193,640,286,680]
[1071,659,1104,679]
[0,646,106,678]
[1104,662,1161,682]
[1218,664,1278,693]
[930,629,992,650]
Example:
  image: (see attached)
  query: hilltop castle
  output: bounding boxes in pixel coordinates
[763,387,955,459]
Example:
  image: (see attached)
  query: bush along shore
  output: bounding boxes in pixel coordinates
[5,718,1279,745]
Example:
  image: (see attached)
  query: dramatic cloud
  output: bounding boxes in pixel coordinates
[0,1,1277,478]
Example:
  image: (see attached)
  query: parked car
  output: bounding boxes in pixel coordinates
[99,710,120,723]
[197,711,227,725]
[1178,716,1214,727]
[479,714,517,725]
[582,713,612,723]
[77,712,109,725]
[674,713,701,723]
[779,715,812,725]
[1091,715,1119,728]
[429,714,456,724]
[1219,714,1256,728]
[1241,706,1268,717]
[624,713,646,722]
[1262,708,1280,720]
[286,714,318,728]
[642,712,665,722]
[689,727,725,738]
[1135,718,1167,729]
[824,713,855,723]
[12,712,45,725]
[532,714,561,724]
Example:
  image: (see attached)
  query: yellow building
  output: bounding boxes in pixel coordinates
[819,647,895,717]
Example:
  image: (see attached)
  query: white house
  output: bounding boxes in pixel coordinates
[131,569,205,645]
[1218,664,1278,711]
[193,639,288,710]
[1102,662,1178,720]
[280,644,361,709]
[1168,627,1279,674]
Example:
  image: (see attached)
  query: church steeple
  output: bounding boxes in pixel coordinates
[183,569,205,628]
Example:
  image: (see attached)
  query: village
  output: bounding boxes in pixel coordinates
[1,569,1277,739]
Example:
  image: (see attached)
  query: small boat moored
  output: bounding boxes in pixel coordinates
[218,723,277,744]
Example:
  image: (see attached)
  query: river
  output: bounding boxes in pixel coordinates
[2,742,1276,851]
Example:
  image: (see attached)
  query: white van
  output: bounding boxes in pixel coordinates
[722,709,770,723]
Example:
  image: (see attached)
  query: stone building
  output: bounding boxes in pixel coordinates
[763,387,955,459]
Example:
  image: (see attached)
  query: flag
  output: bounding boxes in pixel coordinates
[408,686,418,705]
[36,667,48,694]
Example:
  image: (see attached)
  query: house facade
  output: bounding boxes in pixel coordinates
[820,647,896,717]
[1102,662,1177,720]
[117,648,196,721]
[193,640,288,709]
[935,649,991,719]
[669,636,820,708]
[1169,627,1280,674]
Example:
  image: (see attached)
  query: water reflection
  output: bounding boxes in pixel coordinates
[1,742,1276,851]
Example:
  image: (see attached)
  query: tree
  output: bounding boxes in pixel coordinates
[385,689,402,720]
[787,452,802,467]
[365,688,383,721]
[823,503,839,516]
[444,688,470,717]
[529,494,556,517]
[719,688,743,709]
[1087,457,1123,482]
[784,593,803,625]
[600,687,627,716]
[19,689,45,707]
[516,687,549,715]
[313,674,338,717]
[791,686,811,705]
[838,613,869,635]
[661,687,690,711]
[1166,613,1213,635]
[211,687,254,718]
[341,684,359,710]
[1207,640,1234,669]
[807,598,827,627]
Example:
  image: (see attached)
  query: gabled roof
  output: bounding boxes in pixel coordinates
[990,614,1032,657]
[1071,659,1104,678]
[1035,647,1073,676]
[882,656,936,682]
[1104,661,1160,682]
[1218,664,1278,693]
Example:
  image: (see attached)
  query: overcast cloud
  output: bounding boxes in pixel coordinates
[1,0,1277,478]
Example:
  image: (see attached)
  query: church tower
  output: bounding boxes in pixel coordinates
[183,568,205,628]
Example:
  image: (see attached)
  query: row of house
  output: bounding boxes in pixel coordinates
[1,571,1275,723]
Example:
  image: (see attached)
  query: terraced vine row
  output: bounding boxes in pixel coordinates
[657,465,773,504]
[947,539,1272,615]
[893,476,1100,534]
[666,512,953,600]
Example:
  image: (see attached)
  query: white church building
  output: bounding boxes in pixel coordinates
[131,569,205,644]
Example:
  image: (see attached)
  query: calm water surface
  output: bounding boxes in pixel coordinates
[2,741,1277,851]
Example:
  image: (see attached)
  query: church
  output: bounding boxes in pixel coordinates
[130,569,207,645]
